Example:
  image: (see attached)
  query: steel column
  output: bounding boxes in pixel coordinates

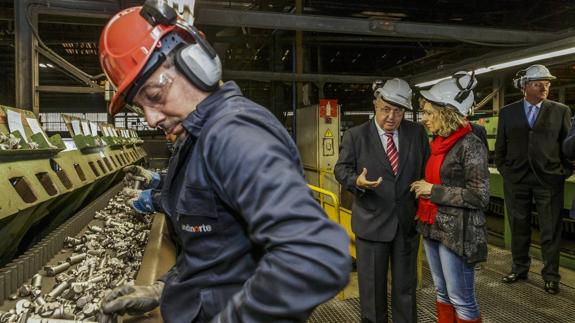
[15,0,38,113]
[492,76,505,115]
[295,0,304,110]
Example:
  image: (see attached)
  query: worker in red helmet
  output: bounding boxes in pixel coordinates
[97,2,351,323]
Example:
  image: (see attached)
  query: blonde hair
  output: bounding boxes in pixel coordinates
[427,102,467,137]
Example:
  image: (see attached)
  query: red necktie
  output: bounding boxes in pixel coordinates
[385,132,399,176]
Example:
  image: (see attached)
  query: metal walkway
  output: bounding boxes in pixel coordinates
[309,245,575,323]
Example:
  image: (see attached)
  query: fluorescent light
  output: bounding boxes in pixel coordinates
[39,63,47,68]
[46,63,54,68]
[415,46,575,88]
[478,47,575,73]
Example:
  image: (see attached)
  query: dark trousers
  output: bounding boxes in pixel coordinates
[356,225,419,323]
[503,172,564,282]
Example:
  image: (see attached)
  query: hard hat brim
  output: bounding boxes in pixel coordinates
[526,76,557,82]
[419,89,445,108]
[379,94,412,111]
[109,91,128,116]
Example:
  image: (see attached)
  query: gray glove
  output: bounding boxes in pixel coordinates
[123,166,161,189]
[99,281,164,320]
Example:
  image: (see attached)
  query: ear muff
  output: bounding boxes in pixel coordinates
[513,69,527,89]
[372,80,385,91]
[140,0,222,92]
[453,71,475,103]
[174,23,222,92]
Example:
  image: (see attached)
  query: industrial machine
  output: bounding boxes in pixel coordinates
[296,102,356,258]
[0,106,147,306]
[296,101,340,195]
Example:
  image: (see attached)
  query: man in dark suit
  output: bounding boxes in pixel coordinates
[495,64,572,295]
[335,79,430,323]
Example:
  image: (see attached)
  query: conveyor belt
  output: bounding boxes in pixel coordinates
[0,182,125,304]
[0,184,159,322]
[309,245,575,323]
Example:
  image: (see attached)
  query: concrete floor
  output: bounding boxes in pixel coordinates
[309,244,575,323]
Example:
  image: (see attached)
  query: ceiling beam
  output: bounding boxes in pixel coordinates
[196,8,555,45]
[410,34,575,85]
[29,1,118,18]
[223,70,381,84]
[37,85,104,93]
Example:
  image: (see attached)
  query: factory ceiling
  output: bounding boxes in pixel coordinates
[1,0,575,116]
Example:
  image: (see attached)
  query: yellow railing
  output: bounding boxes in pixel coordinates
[308,183,356,300]
[307,184,356,258]
[307,184,340,222]
[308,182,424,290]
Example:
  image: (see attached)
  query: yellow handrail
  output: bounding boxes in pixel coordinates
[307,184,341,224]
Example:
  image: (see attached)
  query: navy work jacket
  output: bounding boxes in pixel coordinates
[158,81,351,323]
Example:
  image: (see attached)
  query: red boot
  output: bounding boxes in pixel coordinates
[455,315,482,323]
[436,301,456,323]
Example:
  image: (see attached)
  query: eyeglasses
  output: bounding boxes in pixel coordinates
[132,71,175,111]
[528,81,551,89]
[377,106,404,117]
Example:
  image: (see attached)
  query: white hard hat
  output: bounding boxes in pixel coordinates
[513,64,556,89]
[373,78,413,110]
[420,71,478,116]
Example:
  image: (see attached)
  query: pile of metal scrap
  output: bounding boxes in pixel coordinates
[0,190,152,323]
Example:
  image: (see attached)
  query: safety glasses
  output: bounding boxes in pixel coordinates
[131,71,175,113]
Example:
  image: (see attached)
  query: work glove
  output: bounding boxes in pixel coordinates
[123,166,161,189]
[121,187,141,199]
[99,281,164,320]
[127,189,156,214]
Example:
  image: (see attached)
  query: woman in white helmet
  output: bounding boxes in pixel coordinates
[410,72,489,323]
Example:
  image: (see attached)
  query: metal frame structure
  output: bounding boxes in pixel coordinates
[14,0,118,114]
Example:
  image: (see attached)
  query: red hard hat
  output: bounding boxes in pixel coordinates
[99,6,176,115]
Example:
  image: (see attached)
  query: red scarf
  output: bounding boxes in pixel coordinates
[417,124,471,224]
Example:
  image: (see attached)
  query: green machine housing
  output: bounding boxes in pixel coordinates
[0,106,147,266]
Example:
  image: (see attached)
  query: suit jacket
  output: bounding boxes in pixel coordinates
[562,118,575,160]
[335,119,430,242]
[495,99,572,186]
[471,123,488,150]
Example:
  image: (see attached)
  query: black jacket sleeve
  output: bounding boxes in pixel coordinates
[563,118,575,160]
[334,129,360,195]
[494,110,507,174]
[471,123,489,151]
